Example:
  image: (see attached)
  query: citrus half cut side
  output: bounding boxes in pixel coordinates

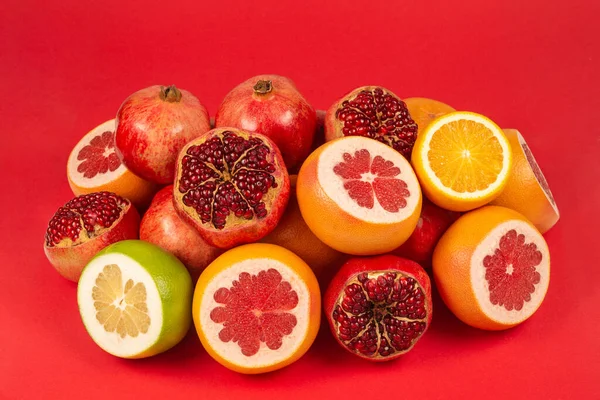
[77,240,192,358]
[412,112,512,212]
[297,136,422,255]
[490,129,559,233]
[193,243,321,374]
[67,119,157,209]
[433,206,550,330]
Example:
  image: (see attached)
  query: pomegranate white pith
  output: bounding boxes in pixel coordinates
[199,259,310,368]
[67,119,127,188]
[78,253,163,358]
[317,136,421,223]
[470,220,550,325]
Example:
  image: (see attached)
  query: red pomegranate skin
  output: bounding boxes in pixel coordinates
[115,85,211,184]
[324,255,432,361]
[215,75,317,170]
[140,186,222,280]
[392,199,461,267]
[44,196,140,282]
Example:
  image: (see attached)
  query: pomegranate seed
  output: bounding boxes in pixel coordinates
[334,87,418,159]
[177,131,281,230]
[333,271,428,358]
[45,192,127,247]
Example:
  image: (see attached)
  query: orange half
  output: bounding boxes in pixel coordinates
[490,129,559,233]
[411,111,512,211]
[404,97,456,136]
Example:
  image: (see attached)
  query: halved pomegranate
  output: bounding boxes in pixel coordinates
[324,255,432,361]
[325,86,418,159]
[43,192,140,282]
[173,128,290,249]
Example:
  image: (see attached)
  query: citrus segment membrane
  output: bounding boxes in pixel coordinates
[420,113,511,199]
[428,120,503,192]
[93,264,150,338]
[334,149,409,212]
[68,120,127,187]
[210,269,298,356]
[78,253,163,358]
[517,132,558,210]
[331,271,428,359]
[318,136,420,223]
[471,220,550,324]
[77,130,121,178]
[177,131,280,230]
[200,259,310,368]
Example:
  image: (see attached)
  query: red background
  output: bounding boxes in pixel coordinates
[1,0,599,398]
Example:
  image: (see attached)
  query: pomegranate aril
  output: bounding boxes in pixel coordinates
[332,270,429,359]
[178,130,284,231]
[45,192,127,247]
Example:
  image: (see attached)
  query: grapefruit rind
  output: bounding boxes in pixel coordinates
[67,119,127,188]
[78,252,163,358]
[198,258,311,369]
[317,136,421,224]
[417,112,512,199]
[470,219,550,326]
[515,130,560,216]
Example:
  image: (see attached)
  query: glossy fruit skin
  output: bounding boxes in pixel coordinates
[260,175,345,277]
[215,75,317,170]
[433,206,550,330]
[403,97,456,136]
[139,186,223,281]
[193,243,321,374]
[115,85,211,184]
[296,138,422,255]
[80,240,192,358]
[490,129,559,233]
[44,199,140,282]
[324,255,432,361]
[392,199,460,267]
[173,128,291,249]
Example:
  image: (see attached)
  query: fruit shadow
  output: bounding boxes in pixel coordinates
[419,272,521,350]
[312,268,517,368]
[123,328,208,370]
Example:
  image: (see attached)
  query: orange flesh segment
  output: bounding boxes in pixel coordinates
[428,120,504,193]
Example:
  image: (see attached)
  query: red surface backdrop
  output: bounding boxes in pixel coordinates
[1,0,599,398]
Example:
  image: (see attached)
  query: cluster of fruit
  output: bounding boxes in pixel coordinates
[43,75,559,374]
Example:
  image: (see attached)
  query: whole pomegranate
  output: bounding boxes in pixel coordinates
[325,86,418,159]
[140,186,223,280]
[215,75,317,170]
[324,255,432,361]
[173,127,290,249]
[43,192,140,282]
[392,199,461,267]
[115,85,211,184]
